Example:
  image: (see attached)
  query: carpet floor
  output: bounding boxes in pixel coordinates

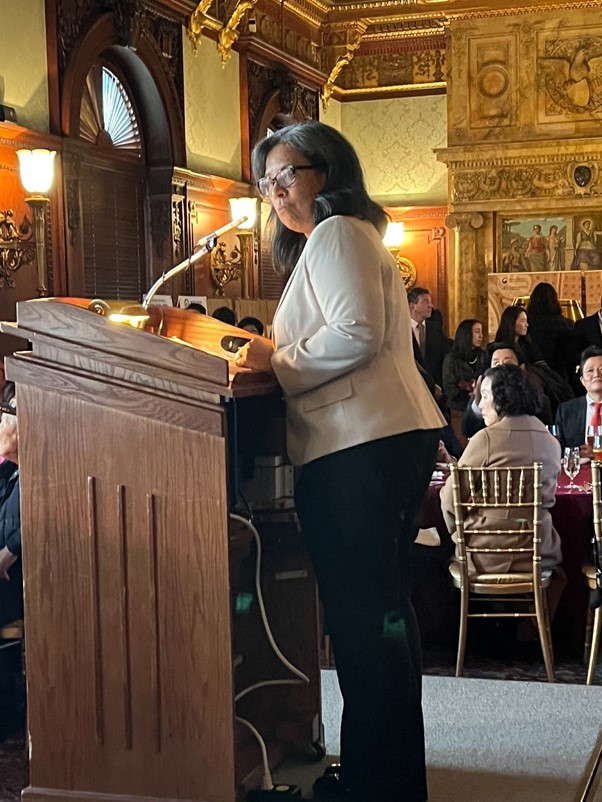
[2,655,601,802]
[317,670,602,802]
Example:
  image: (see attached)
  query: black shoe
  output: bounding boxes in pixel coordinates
[312,765,351,799]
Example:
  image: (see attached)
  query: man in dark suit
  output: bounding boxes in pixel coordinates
[407,286,450,393]
[555,345,602,451]
[573,301,602,358]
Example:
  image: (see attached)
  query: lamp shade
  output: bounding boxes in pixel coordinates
[383,221,405,249]
[229,197,257,229]
[17,148,56,194]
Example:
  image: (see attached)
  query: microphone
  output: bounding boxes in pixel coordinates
[221,335,251,353]
[590,586,602,610]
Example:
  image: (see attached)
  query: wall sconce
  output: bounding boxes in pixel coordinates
[383,221,405,250]
[0,209,35,289]
[383,221,417,290]
[210,197,257,298]
[17,148,56,296]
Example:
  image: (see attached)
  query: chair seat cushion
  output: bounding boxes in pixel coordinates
[449,560,552,588]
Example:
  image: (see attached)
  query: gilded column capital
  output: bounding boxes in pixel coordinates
[446,212,484,231]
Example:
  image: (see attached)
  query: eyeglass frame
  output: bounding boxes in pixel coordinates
[256,164,317,198]
[0,401,16,417]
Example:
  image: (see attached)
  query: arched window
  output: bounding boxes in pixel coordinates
[77,63,146,301]
[80,65,141,152]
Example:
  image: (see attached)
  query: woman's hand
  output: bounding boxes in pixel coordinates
[235,335,275,374]
[437,441,456,465]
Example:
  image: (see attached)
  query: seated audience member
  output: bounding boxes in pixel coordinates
[555,345,602,453]
[442,319,486,448]
[238,316,264,336]
[441,364,562,575]
[0,383,21,629]
[461,342,552,439]
[187,302,206,315]
[212,306,236,326]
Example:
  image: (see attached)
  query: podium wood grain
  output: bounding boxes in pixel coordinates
[2,298,321,802]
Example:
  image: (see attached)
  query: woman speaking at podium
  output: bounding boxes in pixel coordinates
[236,121,444,802]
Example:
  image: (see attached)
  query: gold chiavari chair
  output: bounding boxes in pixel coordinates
[585,462,602,685]
[448,462,555,682]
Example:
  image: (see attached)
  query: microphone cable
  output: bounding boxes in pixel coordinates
[229,512,310,790]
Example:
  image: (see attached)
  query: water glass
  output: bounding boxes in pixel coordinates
[563,446,581,491]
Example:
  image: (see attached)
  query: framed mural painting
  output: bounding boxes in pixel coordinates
[497,213,602,272]
[497,215,572,272]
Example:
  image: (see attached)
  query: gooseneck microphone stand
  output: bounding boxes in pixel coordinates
[142,216,248,310]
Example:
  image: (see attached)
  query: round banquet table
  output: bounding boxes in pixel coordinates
[415,464,592,656]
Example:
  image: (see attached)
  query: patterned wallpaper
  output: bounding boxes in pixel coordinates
[183,32,242,179]
[0,0,49,132]
[320,98,342,131]
[341,94,448,204]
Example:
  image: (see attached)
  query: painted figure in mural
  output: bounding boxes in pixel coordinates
[502,238,528,272]
[525,224,548,271]
[546,224,563,271]
[571,218,601,270]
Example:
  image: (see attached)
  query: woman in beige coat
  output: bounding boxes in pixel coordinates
[440,363,562,573]
[237,121,444,802]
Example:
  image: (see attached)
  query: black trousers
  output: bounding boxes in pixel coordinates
[295,429,439,802]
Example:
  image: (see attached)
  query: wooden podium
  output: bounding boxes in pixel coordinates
[2,298,322,802]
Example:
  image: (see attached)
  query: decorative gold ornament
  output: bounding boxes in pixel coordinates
[218,0,259,66]
[0,210,35,290]
[210,240,242,296]
[321,29,365,109]
[394,255,417,290]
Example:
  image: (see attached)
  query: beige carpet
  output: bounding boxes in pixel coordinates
[303,671,602,802]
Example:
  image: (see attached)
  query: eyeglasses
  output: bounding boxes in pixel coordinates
[257,164,316,197]
[0,401,16,416]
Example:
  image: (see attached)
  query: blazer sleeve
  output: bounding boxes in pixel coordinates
[271,218,387,396]
[440,429,490,533]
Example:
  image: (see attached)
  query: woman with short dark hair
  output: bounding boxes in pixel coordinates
[441,364,562,574]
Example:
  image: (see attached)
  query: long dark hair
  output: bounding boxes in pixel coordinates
[451,319,482,360]
[526,282,562,317]
[494,306,527,343]
[251,121,387,274]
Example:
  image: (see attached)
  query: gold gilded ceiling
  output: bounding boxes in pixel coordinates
[185,0,602,101]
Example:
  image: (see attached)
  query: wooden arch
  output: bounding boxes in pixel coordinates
[60,12,185,166]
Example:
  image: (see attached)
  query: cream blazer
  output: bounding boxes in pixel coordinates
[271,215,445,466]
[439,414,563,572]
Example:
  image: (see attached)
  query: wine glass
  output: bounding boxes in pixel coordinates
[563,446,581,491]
[587,424,602,449]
